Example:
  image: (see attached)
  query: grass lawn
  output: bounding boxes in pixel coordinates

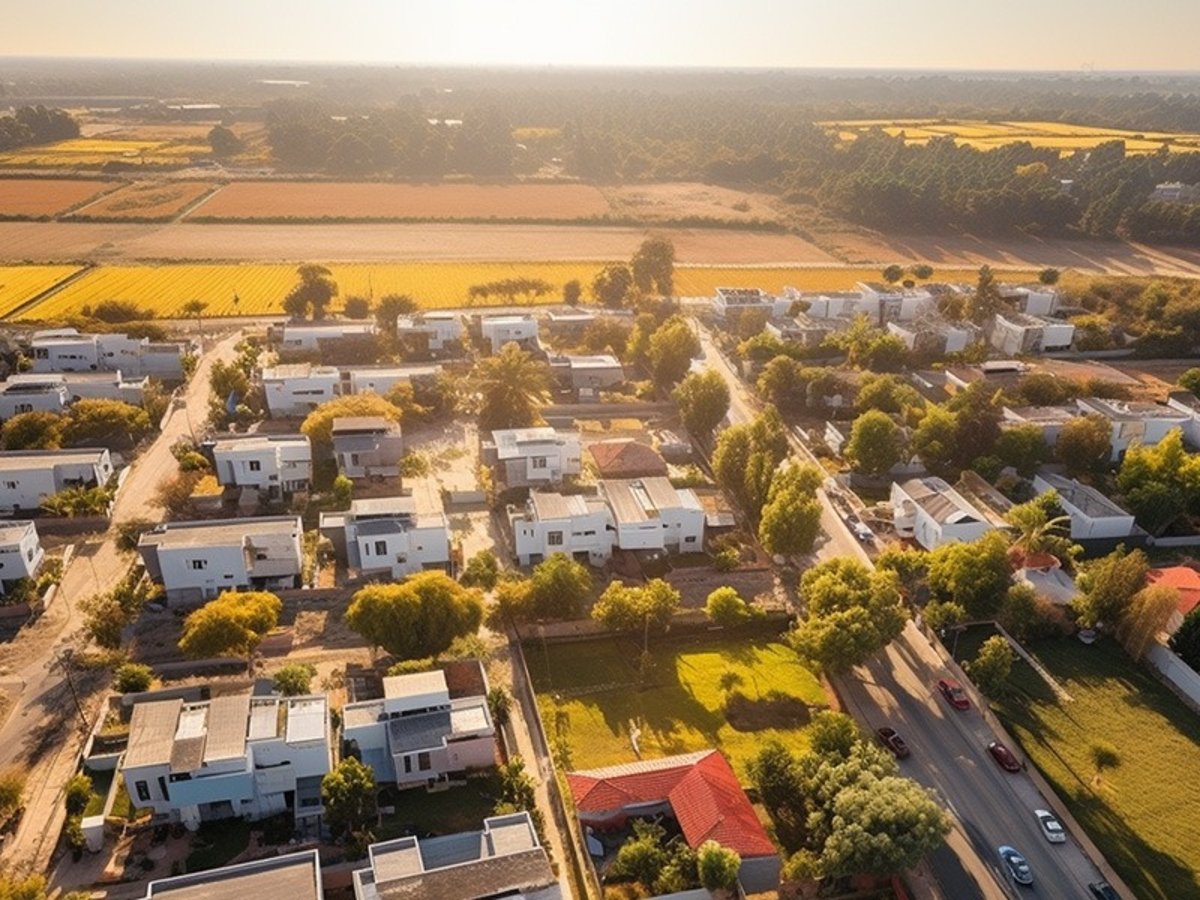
[375,773,501,841]
[185,819,251,873]
[974,629,1200,900]
[526,633,827,778]
[82,768,113,818]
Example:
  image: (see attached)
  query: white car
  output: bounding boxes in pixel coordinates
[1035,809,1066,843]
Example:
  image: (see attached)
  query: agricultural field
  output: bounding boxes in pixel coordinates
[8,262,1039,320]
[191,181,611,221]
[0,138,210,169]
[604,182,784,224]
[824,119,1200,154]
[69,181,216,220]
[0,177,111,217]
[0,265,83,318]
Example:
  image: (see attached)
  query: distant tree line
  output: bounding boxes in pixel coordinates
[0,105,79,152]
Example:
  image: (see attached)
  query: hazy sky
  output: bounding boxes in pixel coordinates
[6,0,1200,71]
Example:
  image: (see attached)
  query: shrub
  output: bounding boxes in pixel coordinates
[64,774,93,817]
[113,663,153,694]
[460,550,500,590]
[272,663,317,697]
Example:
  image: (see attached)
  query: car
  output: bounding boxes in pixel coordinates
[998,845,1033,886]
[1034,808,1066,843]
[853,522,874,543]
[936,678,970,710]
[1088,881,1120,900]
[876,726,910,758]
[987,740,1021,772]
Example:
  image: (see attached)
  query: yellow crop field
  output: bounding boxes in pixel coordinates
[0,138,210,168]
[0,265,83,318]
[9,262,1038,321]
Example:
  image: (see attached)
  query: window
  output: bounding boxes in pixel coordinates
[158,777,170,801]
[15,404,32,414]
[135,781,151,802]
[248,460,262,472]
[547,531,563,546]
[531,457,548,469]
[684,536,696,543]
[417,751,432,771]
[403,756,412,774]
[3,481,15,490]
[190,559,207,570]
[374,540,387,555]
[350,453,360,466]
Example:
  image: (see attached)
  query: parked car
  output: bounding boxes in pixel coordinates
[998,845,1033,886]
[876,726,910,758]
[1088,881,1119,900]
[852,522,874,542]
[1034,809,1066,843]
[988,740,1021,772]
[936,678,970,710]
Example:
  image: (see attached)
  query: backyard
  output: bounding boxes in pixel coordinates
[374,773,501,842]
[957,626,1200,900]
[525,631,827,777]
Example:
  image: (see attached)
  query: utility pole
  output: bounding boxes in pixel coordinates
[56,648,89,738]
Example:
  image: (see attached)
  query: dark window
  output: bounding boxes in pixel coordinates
[135,780,150,802]
[547,531,563,546]
[403,756,412,774]
[374,540,387,555]
[248,460,262,472]
[190,559,207,570]
[418,751,432,771]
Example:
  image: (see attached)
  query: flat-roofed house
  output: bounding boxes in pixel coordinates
[712,287,791,323]
[141,849,324,900]
[343,364,440,397]
[261,363,341,417]
[137,516,303,605]
[1076,397,1192,461]
[887,317,976,355]
[0,448,114,513]
[210,434,313,498]
[891,476,994,550]
[0,520,44,594]
[600,477,705,553]
[1032,473,1138,541]
[0,380,69,419]
[479,315,539,353]
[351,812,560,900]
[482,427,581,488]
[856,282,937,324]
[342,669,495,787]
[1165,390,1200,447]
[332,416,404,480]
[395,313,463,354]
[7,370,148,406]
[30,328,186,378]
[122,692,331,832]
[1001,284,1062,317]
[1001,405,1078,447]
[545,308,598,340]
[548,354,624,398]
[275,321,375,352]
[990,311,1075,355]
[510,491,614,566]
[319,490,451,579]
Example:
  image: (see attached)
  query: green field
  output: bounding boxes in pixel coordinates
[526,633,828,778]
[971,629,1200,900]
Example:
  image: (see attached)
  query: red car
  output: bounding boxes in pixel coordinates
[876,726,911,759]
[988,741,1021,772]
[937,678,970,710]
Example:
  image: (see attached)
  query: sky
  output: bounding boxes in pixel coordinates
[5,0,1200,71]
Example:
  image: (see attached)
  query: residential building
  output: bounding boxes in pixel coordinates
[343,364,440,397]
[545,308,598,340]
[1032,473,1138,542]
[7,370,148,406]
[0,448,114,513]
[857,281,937,324]
[587,440,668,479]
[1165,390,1200,446]
[479,315,539,353]
[1150,566,1200,634]
[990,311,1075,355]
[209,434,313,498]
[395,313,463,354]
[141,850,324,900]
[567,750,780,894]
[30,328,186,379]
[1000,284,1062,317]
[944,360,1028,394]
[342,669,495,787]
[1001,405,1078,447]
[891,476,995,550]
[319,490,451,579]
[261,363,341,417]
[600,477,705,554]
[137,516,303,605]
[887,316,976,355]
[712,287,790,322]
[789,288,870,320]
[1075,397,1192,461]
[1151,181,1200,203]
[548,354,624,398]
[275,321,375,352]
[332,417,404,480]
[0,380,69,419]
[765,312,847,349]
[0,520,45,593]
[482,427,582,488]
[510,491,614,566]
[122,692,331,832]
[351,812,560,900]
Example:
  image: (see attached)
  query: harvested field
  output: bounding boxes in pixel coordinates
[604,182,784,224]
[0,138,210,169]
[0,265,83,318]
[69,181,216,221]
[192,181,612,221]
[0,178,110,218]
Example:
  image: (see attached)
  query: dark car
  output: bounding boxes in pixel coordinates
[876,726,911,758]
[988,740,1021,772]
[936,678,970,710]
[998,845,1033,886]
[1088,881,1120,900]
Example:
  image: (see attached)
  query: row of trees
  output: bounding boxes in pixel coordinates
[0,104,78,152]
[0,400,152,453]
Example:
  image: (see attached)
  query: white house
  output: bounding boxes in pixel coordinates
[351,812,560,900]
[1075,397,1192,461]
[342,669,495,787]
[510,492,615,566]
[1000,284,1062,317]
[0,380,69,419]
[857,282,937,324]
[789,288,871,320]
[990,311,1075,355]
[545,308,598,340]
[141,849,324,900]
[712,287,791,322]
[137,516,303,605]
[479,315,539,353]
[342,364,440,397]
[1033,473,1138,541]
[7,370,148,406]
[600,477,705,554]
[483,427,582,488]
[122,692,331,832]
[891,477,994,550]
[548,354,624,398]
[332,416,404,480]
[0,520,45,594]
[766,312,846,349]
[395,313,463,353]
[1001,405,1078,447]
[30,328,187,379]
[319,491,451,579]
[886,317,975,355]
[275,321,375,352]
[0,448,114,513]
[261,363,341,417]
[210,434,313,498]
[1165,390,1200,447]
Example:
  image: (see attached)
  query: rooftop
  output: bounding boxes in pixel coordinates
[1077,397,1190,421]
[211,434,310,453]
[0,447,108,471]
[1148,566,1200,618]
[138,516,301,550]
[1036,472,1132,519]
[528,491,589,522]
[588,440,668,479]
[261,363,340,380]
[385,697,492,754]
[895,477,987,526]
[0,381,64,395]
[1004,405,1077,424]
[384,669,449,701]
[331,416,401,434]
[489,427,569,459]
[601,477,699,525]
[0,520,36,544]
[143,849,323,900]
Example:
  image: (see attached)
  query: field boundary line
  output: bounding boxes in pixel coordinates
[173,183,226,222]
[2,264,96,321]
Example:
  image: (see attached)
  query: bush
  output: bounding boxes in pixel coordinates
[712,546,740,572]
[460,549,500,590]
[331,474,353,508]
[64,774,93,817]
[113,663,153,694]
[0,768,25,821]
[272,663,317,697]
[705,587,754,627]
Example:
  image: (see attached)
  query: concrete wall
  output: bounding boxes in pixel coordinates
[1145,643,1200,712]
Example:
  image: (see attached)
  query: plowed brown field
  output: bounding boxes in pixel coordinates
[70,181,215,220]
[0,178,110,217]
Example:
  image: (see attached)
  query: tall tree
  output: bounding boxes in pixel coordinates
[374,293,418,337]
[1117,429,1200,535]
[207,125,242,157]
[648,315,701,385]
[845,411,905,477]
[178,591,282,660]
[927,532,1012,618]
[1056,414,1112,476]
[1071,545,1149,629]
[1169,607,1200,669]
[592,579,681,641]
[283,264,339,321]
[591,264,635,309]
[181,299,208,339]
[967,635,1015,697]
[673,368,730,439]
[631,236,676,296]
[320,757,377,839]
[969,264,1005,325]
[300,393,403,451]
[471,342,551,431]
[1116,584,1179,660]
[0,411,64,450]
[345,571,484,660]
[758,462,823,556]
[1005,491,1075,560]
[562,279,582,306]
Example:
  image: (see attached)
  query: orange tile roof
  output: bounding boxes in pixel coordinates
[1148,566,1200,617]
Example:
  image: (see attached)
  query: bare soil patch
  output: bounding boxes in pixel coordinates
[0,178,110,217]
[70,181,215,220]
[605,182,784,223]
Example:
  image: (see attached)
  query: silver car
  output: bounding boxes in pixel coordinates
[1035,808,1066,843]
[998,845,1033,886]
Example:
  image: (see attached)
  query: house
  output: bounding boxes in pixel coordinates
[0,380,69,419]
[944,360,1028,394]
[587,440,668,480]
[0,520,45,593]
[209,434,313,498]
[887,316,976,355]
[141,849,324,900]
[122,691,331,832]
[1032,473,1139,541]
[599,477,705,554]
[567,750,780,893]
[549,354,624,398]
[1165,390,1200,446]
[351,812,560,900]
[261,363,341,417]
[1000,284,1062,317]
[789,288,870,320]
[1001,405,1078,447]
[342,364,441,397]
[137,516,303,605]
[891,476,994,550]
[0,448,114,513]
[30,328,187,378]
[7,370,148,406]
[990,311,1075,355]
[765,312,847,349]
[482,427,582,488]
[545,308,598,340]
[332,417,404,479]
[275,321,375,352]
[712,287,790,323]
[1151,566,1200,634]
[341,668,495,787]
[857,282,937,324]
[1075,397,1192,461]
[319,490,451,579]
[510,491,615,566]
[479,315,539,353]
[395,313,463,354]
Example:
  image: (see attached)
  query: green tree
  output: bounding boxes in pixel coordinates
[592,579,681,643]
[969,264,1005,325]
[608,819,669,887]
[0,411,65,450]
[342,295,371,319]
[178,591,282,660]
[856,373,922,415]
[1170,606,1200,669]
[923,599,967,633]
[562,279,582,306]
[882,264,905,284]
[0,769,25,823]
[113,663,153,694]
[300,393,403,451]
[471,342,551,431]
[1056,414,1112,476]
[927,531,1011,618]
[1116,584,1179,660]
[207,124,242,157]
[673,368,729,439]
[64,773,93,817]
[283,264,338,320]
[345,572,484,660]
[63,399,151,450]
[758,462,822,556]
[1005,490,1075,560]
[911,405,958,475]
[494,756,545,838]
[527,553,593,620]
[1178,367,1200,396]
[460,549,500,590]
[746,741,805,848]
[1038,267,1061,285]
[967,635,1014,697]
[40,485,112,518]
[705,587,754,627]
[696,841,741,892]
[374,293,418,337]
[712,409,789,520]
[807,710,861,758]
[591,264,635,309]
[648,315,701,385]
[181,298,208,338]
[845,410,905,477]
[994,425,1050,476]
[272,663,317,696]
[321,757,377,839]
[631,235,676,296]
[1072,546,1149,629]
[1117,429,1200,535]
[911,263,935,280]
[487,686,512,728]
[877,546,929,597]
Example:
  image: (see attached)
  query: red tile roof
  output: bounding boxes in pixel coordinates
[567,750,776,859]
[1148,566,1200,617]
[587,440,668,479]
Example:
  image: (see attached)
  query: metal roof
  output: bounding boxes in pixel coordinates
[125,699,183,769]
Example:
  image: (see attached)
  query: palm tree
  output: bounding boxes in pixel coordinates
[1005,495,1072,559]
[472,342,550,431]
[181,299,208,340]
